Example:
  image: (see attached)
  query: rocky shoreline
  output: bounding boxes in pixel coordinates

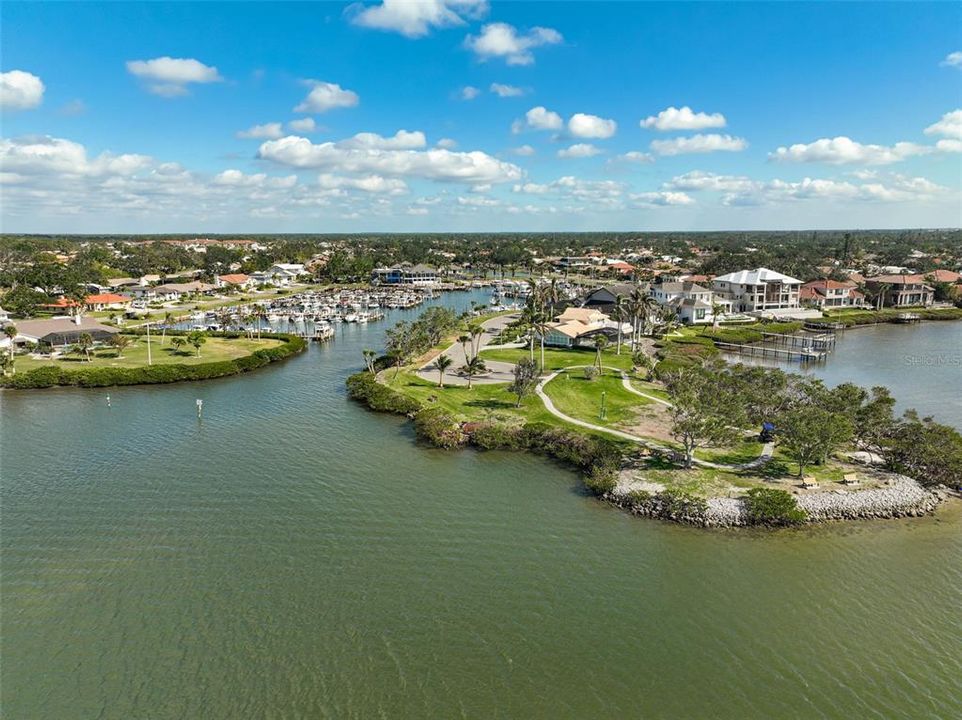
[608,468,947,528]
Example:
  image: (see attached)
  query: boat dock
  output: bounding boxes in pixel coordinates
[715,341,829,363]
[760,331,836,351]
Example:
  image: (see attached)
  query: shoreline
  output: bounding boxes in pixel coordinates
[348,369,950,529]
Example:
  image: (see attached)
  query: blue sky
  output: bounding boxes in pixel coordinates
[1,1,960,233]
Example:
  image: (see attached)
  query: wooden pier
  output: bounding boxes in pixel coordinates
[760,331,836,351]
[715,341,828,363]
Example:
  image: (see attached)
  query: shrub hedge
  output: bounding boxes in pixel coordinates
[1,333,305,389]
[743,487,807,525]
[345,371,422,415]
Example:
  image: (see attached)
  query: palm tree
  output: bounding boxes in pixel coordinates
[458,334,472,363]
[711,300,724,329]
[531,309,550,370]
[613,296,626,354]
[470,326,484,360]
[3,324,17,363]
[435,354,453,387]
[171,336,187,355]
[161,312,174,344]
[108,333,131,358]
[186,330,206,357]
[75,332,94,362]
[593,334,608,371]
[460,355,486,390]
[362,349,377,373]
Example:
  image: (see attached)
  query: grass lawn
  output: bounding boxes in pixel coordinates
[694,438,765,465]
[15,334,283,371]
[480,345,635,372]
[383,370,559,426]
[541,369,651,428]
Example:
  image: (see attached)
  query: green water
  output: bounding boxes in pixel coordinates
[2,292,960,719]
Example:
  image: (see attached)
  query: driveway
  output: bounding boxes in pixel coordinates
[417,313,521,386]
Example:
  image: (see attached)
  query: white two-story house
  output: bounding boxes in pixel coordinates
[711,268,802,315]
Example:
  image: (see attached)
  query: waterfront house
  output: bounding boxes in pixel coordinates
[371,264,439,286]
[216,273,253,290]
[11,316,119,348]
[864,274,935,308]
[84,293,132,312]
[582,283,649,315]
[649,281,730,325]
[540,307,627,348]
[800,279,865,309]
[147,281,217,302]
[251,264,305,287]
[711,267,803,315]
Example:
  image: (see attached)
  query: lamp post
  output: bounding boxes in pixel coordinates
[600,390,607,421]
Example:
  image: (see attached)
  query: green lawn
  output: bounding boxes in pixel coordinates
[694,438,765,465]
[541,369,651,428]
[383,370,559,426]
[15,334,283,371]
[480,345,636,372]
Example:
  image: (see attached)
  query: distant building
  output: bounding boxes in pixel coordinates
[582,283,648,315]
[650,281,729,325]
[864,275,935,308]
[250,264,305,287]
[712,267,803,314]
[10,317,119,348]
[372,264,439,286]
[540,307,628,348]
[84,293,132,312]
[216,273,253,290]
[800,279,864,309]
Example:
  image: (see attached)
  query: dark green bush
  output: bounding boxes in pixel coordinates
[656,488,709,520]
[468,423,526,450]
[413,407,466,449]
[743,487,807,525]
[345,372,422,415]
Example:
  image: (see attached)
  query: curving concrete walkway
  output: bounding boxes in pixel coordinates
[417,313,521,386]
[535,365,773,471]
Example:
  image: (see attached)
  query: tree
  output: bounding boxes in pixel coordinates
[385,321,415,378]
[460,355,487,390]
[631,349,654,380]
[776,406,853,477]
[711,300,725,329]
[186,330,207,357]
[0,352,12,377]
[3,324,17,363]
[108,333,131,358]
[72,332,94,362]
[592,334,608,371]
[458,334,472,362]
[362,349,377,374]
[883,412,962,488]
[435,354,453,387]
[509,356,540,407]
[171,336,188,354]
[2,286,47,318]
[853,386,896,456]
[613,296,626,354]
[664,366,746,469]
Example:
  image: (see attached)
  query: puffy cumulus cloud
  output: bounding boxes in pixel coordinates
[522,105,562,131]
[641,106,726,131]
[460,85,481,100]
[348,0,488,38]
[0,135,151,177]
[436,137,458,149]
[257,130,522,184]
[236,122,284,140]
[630,191,694,206]
[288,117,317,133]
[490,82,525,97]
[769,137,931,165]
[610,151,653,164]
[651,133,747,156]
[213,169,297,188]
[0,70,45,111]
[125,57,222,97]
[940,51,962,68]
[317,173,408,194]
[663,169,949,207]
[568,113,617,139]
[557,143,601,158]
[464,22,562,65]
[294,81,359,113]
[511,144,536,156]
[662,170,755,193]
[924,109,962,140]
[514,176,623,205]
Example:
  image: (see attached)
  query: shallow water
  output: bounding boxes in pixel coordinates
[3,292,960,719]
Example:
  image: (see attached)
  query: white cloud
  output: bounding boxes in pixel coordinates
[126,57,222,97]
[464,23,562,65]
[611,151,653,164]
[257,131,522,184]
[490,82,525,97]
[940,51,962,68]
[460,85,481,100]
[0,136,151,177]
[523,105,563,130]
[213,169,297,188]
[568,113,617,139]
[288,117,317,133]
[318,173,408,194]
[663,171,754,193]
[0,70,45,111]
[294,81,360,113]
[436,137,458,149]
[558,143,601,158]
[514,176,623,204]
[349,0,488,38]
[511,144,536,156]
[924,109,962,140]
[630,191,694,206]
[457,194,499,207]
[236,122,284,140]
[641,106,726,131]
[651,133,747,156]
[935,138,962,153]
[769,136,929,165]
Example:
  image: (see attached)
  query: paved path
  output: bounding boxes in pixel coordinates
[416,313,521,386]
[535,365,774,471]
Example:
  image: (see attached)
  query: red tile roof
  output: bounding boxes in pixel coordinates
[85,293,131,304]
[218,273,250,284]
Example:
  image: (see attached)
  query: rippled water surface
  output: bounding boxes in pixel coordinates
[3,292,961,719]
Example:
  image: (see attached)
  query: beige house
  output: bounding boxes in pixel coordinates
[541,307,627,348]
